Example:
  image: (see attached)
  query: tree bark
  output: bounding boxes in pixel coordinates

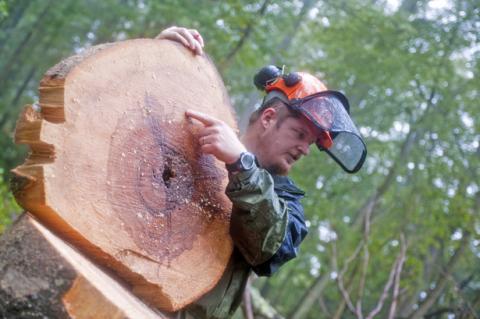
[10,39,238,311]
[0,213,168,319]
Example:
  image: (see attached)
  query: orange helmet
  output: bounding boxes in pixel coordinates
[254,66,367,173]
[265,72,328,99]
[264,72,333,149]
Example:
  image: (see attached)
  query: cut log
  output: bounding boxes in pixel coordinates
[0,213,168,319]
[10,39,237,311]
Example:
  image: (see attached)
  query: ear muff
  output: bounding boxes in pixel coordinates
[254,65,282,90]
[283,72,302,87]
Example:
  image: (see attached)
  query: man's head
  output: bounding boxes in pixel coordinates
[244,66,367,175]
[245,97,318,175]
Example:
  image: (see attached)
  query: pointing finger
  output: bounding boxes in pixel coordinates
[185,110,218,126]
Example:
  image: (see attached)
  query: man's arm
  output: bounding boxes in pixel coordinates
[185,110,307,275]
[251,181,308,276]
[226,167,287,266]
[226,166,308,276]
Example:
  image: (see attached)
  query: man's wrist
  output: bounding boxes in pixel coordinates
[226,152,256,174]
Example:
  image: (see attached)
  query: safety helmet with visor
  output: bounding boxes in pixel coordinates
[254,66,367,173]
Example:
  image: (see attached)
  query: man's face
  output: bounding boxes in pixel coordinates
[256,109,318,175]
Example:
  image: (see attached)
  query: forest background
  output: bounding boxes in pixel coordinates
[0,0,479,318]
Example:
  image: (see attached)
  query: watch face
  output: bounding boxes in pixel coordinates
[240,153,255,170]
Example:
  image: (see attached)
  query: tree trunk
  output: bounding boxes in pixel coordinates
[218,0,271,71]
[250,286,284,319]
[10,39,238,311]
[237,0,314,129]
[0,0,53,88]
[0,0,32,49]
[0,213,168,319]
[408,234,470,319]
[0,66,37,132]
[289,273,329,319]
[0,1,72,133]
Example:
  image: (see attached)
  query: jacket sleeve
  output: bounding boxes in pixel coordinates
[226,166,307,276]
[252,198,308,276]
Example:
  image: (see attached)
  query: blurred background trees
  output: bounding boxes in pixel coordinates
[0,0,478,317]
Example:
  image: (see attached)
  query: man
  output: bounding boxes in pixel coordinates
[156,26,366,319]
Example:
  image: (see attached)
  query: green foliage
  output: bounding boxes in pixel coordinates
[0,1,7,18]
[0,0,479,317]
[0,167,19,233]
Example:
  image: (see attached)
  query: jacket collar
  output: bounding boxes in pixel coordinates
[272,175,305,196]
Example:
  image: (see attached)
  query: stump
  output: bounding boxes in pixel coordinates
[10,39,237,311]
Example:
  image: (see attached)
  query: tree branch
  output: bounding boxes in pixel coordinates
[442,272,479,319]
[364,234,407,319]
[250,286,285,319]
[408,233,470,319]
[237,0,315,130]
[219,0,271,70]
[333,240,364,318]
[356,200,375,319]
[388,233,407,319]
[241,275,254,319]
[289,271,330,319]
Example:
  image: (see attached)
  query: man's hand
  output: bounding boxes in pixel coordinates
[186,110,246,164]
[155,26,204,55]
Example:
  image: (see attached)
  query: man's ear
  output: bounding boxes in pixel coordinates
[260,107,278,129]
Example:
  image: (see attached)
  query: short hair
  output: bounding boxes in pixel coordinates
[247,98,301,127]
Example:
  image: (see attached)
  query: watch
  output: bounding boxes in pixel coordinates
[226,152,256,173]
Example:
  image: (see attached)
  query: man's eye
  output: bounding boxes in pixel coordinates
[294,129,305,139]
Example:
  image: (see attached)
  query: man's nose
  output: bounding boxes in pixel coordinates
[298,142,310,156]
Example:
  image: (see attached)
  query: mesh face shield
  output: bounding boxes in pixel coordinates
[288,91,367,173]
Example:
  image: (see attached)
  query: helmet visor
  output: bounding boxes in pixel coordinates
[289,91,367,173]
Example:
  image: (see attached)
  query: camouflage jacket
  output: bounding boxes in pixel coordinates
[183,164,308,319]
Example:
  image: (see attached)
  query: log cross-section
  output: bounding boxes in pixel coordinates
[10,39,237,311]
